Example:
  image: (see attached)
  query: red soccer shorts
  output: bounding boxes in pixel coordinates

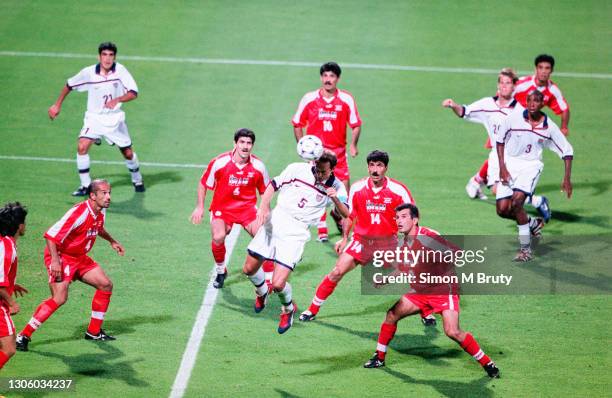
[44,252,99,284]
[344,236,398,265]
[210,207,257,229]
[0,304,16,337]
[327,146,350,182]
[404,294,460,317]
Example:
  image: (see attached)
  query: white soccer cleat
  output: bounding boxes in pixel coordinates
[465,178,481,199]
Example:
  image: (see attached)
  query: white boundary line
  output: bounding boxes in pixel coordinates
[169,225,241,398]
[0,155,206,169]
[1,51,610,79]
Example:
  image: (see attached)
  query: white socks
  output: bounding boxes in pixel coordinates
[125,152,143,184]
[76,153,91,188]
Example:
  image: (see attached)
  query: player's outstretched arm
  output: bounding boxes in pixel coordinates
[0,287,19,315]
[48,85,72,120]
[442,99,464,117]
[190,182,208,224]
[350,126,361,157]
[327,188,349,218]
[98,227,125,256]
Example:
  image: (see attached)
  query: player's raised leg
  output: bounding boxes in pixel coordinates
[120,145,145,192]
[16,281,68,351]
[80,266,115,341]
[364,296,420,368]
[243,252,269,313]
[300,252,357,321]
[244,219,275,286]
[73,137,96,196]
[441,309,499,378]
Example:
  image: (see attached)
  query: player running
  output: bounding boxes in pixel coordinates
[363,203,500,378]
[0,203,28,370]
[443,68,551,223]
[292,62,362,241]
[48,42,145,196]
[496,90,573,262]
[190,128,274,288]
[16,180,125,351]
[300,150,416,322]
[242,151,349,334]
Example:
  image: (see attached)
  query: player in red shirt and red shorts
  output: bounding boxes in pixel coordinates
[292,62,362,241]
[300,150,423,321]
[363,203,500,378]
[0,202,28,370]
[16,180,125,352]
[191,128,274,289]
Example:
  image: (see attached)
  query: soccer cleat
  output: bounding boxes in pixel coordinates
[16,334,30,352]
[364,352,385,368]
[513,247,533,262]
[85,329,116,341]
[299,309,316,322]
[72,186,88,197]
[213,271,227,289]
[476,186,488,200]
[254,288,269,313]
[465,178,481,199]
[94,138,102,146]
[133,182,146,193]
[317,233,329,243]
[421,314,436,326]
[536,196,551,223]
[484,362,500,378]
[277,302,297,334]
[530,217,544,238]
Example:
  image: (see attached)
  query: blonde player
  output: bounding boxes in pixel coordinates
[48,42,145,196]
[242,151,349,334]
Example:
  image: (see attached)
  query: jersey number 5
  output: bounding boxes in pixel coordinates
[297,198,308,208]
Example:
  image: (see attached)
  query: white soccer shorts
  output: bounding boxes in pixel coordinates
[496,159,543,199]
[80,113,132,148]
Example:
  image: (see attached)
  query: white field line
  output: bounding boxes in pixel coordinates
[169,225,241,398]
[1,51,610,79]
[0,155,207,169]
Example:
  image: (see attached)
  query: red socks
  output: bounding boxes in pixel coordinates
[87,290,112,335]
[211,241,226,265]
[20,298,59,338]
[376,323,397,360]
[308,276,338,314]
[477,159,489,183]
[460,333,492,366]
[0,351,10,369]
[317,213,328,238]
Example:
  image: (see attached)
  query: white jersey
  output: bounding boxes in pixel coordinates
[67,62,138,126]
[497,109,573,162]
[463,97,523,144]
[272,162,348,226]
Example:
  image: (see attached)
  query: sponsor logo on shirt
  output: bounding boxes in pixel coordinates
[366,200,386,212]
[318,110,338,120]
[228,175,250,186]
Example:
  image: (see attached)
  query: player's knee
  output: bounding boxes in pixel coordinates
[77,143,89,155]
[121,147,134,159]
[385,309,399,323]
[100,279,113,292]
[3,346,16,358]
[511,197,524,210]
[328,267,345,282]
[272,280,286,293]
[444,325,461,341]
[211,234,225,245]
[52,295,67,307]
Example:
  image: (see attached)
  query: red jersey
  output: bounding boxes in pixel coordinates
[348,177,415,239]
[292,88,361,149]
[0,236,18,306]
[514,75,569,115]
[44,201,105,256]
[200,151,269,216]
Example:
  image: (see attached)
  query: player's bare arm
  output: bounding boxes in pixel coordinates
[13,284,29,297]
[326,187,349,218]
[560,109,570,136]
[562,157,573,198]
[335,217,354,254]
[45,239,63,280]
[293,126,305,142]
[442,99,464,117]
[350,126,361,157]
[190,182,208,224]
[48,84,72,120]
[256,184,275,225]
[0,287,19,315]
[98,227,125,256]
[496,142,511,185]
[104,90,137,110]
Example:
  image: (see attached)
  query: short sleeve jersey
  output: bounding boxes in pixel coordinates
[200,151,269,215]
[272,162,348,225]
[0,236,18,304]
[292,89,361,149]
[348,177,415,240]
[462,97,523,148]
[514,75,569,115]
[44,201,105,256]
[497,109,574,162]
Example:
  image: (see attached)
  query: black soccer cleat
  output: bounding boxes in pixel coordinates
[421,315,436,327]
[484,362,500,378]
[94,138,102,146]
[84,329,116,341]
[364,352,385,368]
[72,186,88,197]
[16,334,30,352]
[298,310,316,322]
[213,271,227,289]
[133,182,146,193]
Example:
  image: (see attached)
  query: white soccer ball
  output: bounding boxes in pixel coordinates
[297,135,324,161]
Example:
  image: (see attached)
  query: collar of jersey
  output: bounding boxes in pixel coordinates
[95,63,117,75]
[318,88,337,102]
[492,96,518,109]
[367,176,388,190]
[522,109,548,128]
[230,149,251,166]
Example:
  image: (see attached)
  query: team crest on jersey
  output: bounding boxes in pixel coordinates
[215,211,222,216]
[538,139,544,144]
[248,172,255,178]
[335,105,342,111]
[316,194,324,201]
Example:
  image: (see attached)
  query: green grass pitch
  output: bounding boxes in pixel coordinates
[1,1,610,396]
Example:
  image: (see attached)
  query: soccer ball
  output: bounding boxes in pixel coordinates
[297,135,324,161]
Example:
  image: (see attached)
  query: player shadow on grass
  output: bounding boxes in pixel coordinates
[108,191,165,219]
[106,170,183,189]
[274,388,304,398]
[218,284,280,321]
[537,179,612,197]
[222,261,321,289]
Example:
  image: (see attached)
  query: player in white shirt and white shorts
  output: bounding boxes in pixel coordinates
[47,42,145,196]
[242,150,349,334]
[496,90,573,262]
